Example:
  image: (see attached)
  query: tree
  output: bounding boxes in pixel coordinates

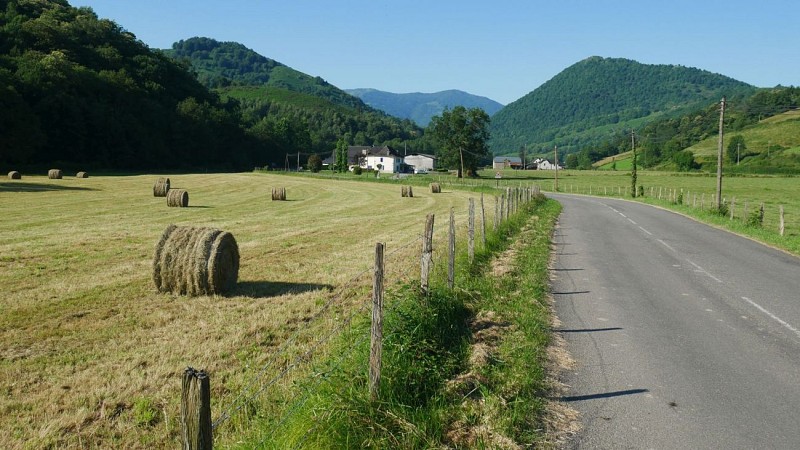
[727,135,746,164]
[565,153,579,169]
[334,137,348,172]
[519,145,527,169]
[428,106,490,177]
[307,154,322,172]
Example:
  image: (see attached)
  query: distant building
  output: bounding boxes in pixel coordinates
[404,154,437,172]
[532,158,562,170]
[322,145,407,173]
[492,156,523,170]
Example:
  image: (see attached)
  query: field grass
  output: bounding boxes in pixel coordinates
[0,173,487,448]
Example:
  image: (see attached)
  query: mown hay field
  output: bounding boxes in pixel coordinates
[0,173,483,448]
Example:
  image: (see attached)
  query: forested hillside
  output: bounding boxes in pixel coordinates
[346,88,504,126]
[163,37,426,157]
[490,56,756,156]
[0,0,268,170]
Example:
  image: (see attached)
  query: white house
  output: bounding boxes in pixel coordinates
[533,158,562,170]
[493,156,523,170]
[323,145,406,173]
[404,154,436,172]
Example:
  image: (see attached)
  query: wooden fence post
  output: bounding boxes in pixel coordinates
[743,201,749,220]
[494,196,499,232]
[369,242,385,401]
[420,214,434,295]
[499,194,505,224]
[448,208,455,289]
[468,198,475,263]
[780,205,785,236]
[480,193,487,248]
[730,197,736,220]
[181,368,212,450]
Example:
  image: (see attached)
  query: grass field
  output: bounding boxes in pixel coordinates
[0,173,486,448]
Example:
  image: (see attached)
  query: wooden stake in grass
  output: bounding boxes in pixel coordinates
[480,193,487,248]
[448,208,455,289]
[420,214,434,295]
[181,367,212,450]
[153,225,240,296]
[468,198,475,263]
[369,242,385,402]
[153,177,170,197]
[780,205,785,236]
[167,189,189,207]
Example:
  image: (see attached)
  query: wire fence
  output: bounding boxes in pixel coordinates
[179,185,542,449]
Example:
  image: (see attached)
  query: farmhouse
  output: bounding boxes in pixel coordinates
[404,153,436,172]
[532,158,562,170]
[492,156,523,170]
[323,145,407,173]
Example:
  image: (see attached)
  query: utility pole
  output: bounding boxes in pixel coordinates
[554,144,559,192]
[631,131,637,197]
[285,153,289,172]
[459,147,465,179]
[716,97,726,211]
[737,142,741,165]
[297,152,300,171]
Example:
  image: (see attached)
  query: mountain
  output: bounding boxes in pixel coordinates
[489,56,757,155]
[346,88,504,126]
[163,37,424,155]
[164,37,367,110]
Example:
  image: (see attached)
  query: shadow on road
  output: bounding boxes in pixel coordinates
[558,389,649,402]
[554,327,623,333]
[552,290,591,295]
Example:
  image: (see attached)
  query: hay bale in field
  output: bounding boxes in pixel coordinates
[48,169,62,179]
[152,224,240,296]
[271,187,286,201]
[167,189,189,207]
[153,177,170,197]
[76,171,88,178]
[8,171,21,180]
[430,183,441,193]
[402,186,414,197]
[407,185,413,197]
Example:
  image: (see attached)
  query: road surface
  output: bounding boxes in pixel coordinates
[550,193,800,449]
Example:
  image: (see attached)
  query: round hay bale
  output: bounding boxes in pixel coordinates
[153,177,170,197]
[8,171,21,180]
[430,183,441,193]
[407,186,414,197]
[48,169,62,179]
[167,189,189,207]
[152,225,239,296]
[76,171,88,178]
[401,186,408,197]
[271,187,286,201]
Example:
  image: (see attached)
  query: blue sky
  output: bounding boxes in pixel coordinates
[72,0,800,105]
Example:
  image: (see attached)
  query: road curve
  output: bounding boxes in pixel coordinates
[550,193,800,449]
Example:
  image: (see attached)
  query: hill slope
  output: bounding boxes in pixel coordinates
[163,37,367,110]
[489,56,756,155]
[346,88,504,126]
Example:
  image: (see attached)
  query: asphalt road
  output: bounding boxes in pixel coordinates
[550,193,800,449]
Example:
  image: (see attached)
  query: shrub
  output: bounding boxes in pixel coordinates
[352,166,363,175]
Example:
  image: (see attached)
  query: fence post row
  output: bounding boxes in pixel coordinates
[780,205,785,236]
[181,367,212,450]
[369,242,385,402]
[480,193,487,248]
[448,208,455,289]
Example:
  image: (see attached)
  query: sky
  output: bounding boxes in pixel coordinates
[71,0,800,105]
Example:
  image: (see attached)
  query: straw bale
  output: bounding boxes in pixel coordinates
[76,171,88,178]
[430,183,441,193]
[8,171,21,180]
[167,189,189,207]
[48,169,62,179]
[271,187,286,201]
[153,177,170,197]
[152,225,239,296]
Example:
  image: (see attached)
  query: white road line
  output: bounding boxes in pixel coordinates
[741,296,800,339]
[628,218,637,225]
[687,260,723,283]
[639,226,653,236]
[620,213,627,218]
[657,239,676,252]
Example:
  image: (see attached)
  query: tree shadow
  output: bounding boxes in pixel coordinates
[0,182,98,192]
[554,268,583,272]
[551,290,591,295]
[234,281,333,298]
[558,389,649,402]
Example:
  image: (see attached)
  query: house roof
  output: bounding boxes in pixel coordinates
[493,156,522,163]
[406,153,436,160]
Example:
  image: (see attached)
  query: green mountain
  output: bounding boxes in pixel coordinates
[163,37,424,156]
[0,0,259,170]
[163,37,367,110]
[489,56,757,155]
[345,88,504,126]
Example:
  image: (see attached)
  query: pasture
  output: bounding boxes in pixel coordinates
[0,173,482,448]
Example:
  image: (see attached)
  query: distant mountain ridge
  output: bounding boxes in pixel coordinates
[346,88,504,126]
[489,56,757,155]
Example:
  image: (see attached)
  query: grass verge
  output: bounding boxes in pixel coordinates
[247,194,562,448]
